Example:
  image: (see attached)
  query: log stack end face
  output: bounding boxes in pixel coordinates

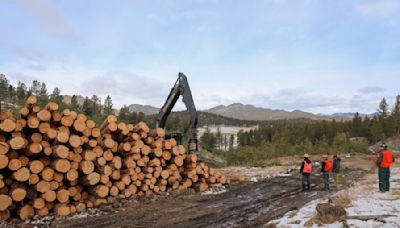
[0,97,229,221]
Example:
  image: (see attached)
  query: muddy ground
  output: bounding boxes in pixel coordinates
[3,155,374,228]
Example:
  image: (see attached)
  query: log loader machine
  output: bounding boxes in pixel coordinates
[156,72,199,154]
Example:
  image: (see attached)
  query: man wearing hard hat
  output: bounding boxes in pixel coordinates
[299,153,313,191]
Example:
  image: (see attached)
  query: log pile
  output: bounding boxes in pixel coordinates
[0,96,229,221]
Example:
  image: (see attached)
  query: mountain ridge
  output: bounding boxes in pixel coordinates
[127,102,353,121]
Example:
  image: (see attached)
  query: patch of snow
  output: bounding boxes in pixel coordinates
[268,198,328,227]
[201,186,228,195]
[249,177,258,182]
[276,173,292,177]
[268,168,400,227]
[66,208,102,220]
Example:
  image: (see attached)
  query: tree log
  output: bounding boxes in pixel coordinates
[66,169,79,182]
[9,136,26,150]
[0,155,8,170]
[8,158,21,171]
[69,135,81,148]
[57,189,70,203]
[0,119,16,132]
[52,159,71,173]
[11,188,27,202]
[80,160,94,174]
[42,190,56,202]
[41,167,55,182]
[0,142,9,155]
[36,180,51,193]
[13,167,30,182]
[55,204,71,216]
[0,194,12,211]
[19,205,35,220]
[37,110,51,122]
[81,172,100,186]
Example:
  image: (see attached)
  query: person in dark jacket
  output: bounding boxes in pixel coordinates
[299,153,312,191]
[332,155,341,186]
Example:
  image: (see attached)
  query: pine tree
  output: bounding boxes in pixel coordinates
[0,74,9,111]
[37,82,48,107]
[82,97,93,117]
[392,95,400,134]
[228,134,234,150]
[216,126,222,150]
[118,105,130,123]
[351,112,362,136]
[8,85,17,104]
[49,87,63,105]
[200,126,216,151]
[70,95,79,111]
[223,135,228,151]
[378,97,389,138]
[103,95,113,117]
[30,80,41,96]
[90,95,102,123]
[16,82,27,106]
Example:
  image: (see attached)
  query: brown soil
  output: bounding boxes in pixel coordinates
[3,155,371,228]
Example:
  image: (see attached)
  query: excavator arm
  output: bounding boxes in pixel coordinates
[156,73,198,153]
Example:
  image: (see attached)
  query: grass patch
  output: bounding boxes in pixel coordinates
[331,190,352,208]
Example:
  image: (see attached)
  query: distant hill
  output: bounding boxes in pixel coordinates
[332,112,357,117]
[204,103,351,121]
[62,98,353,121]
[332,112,378,117]
[127,104,159,115]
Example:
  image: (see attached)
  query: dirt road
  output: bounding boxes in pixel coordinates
[49,168,363,228]
[2,155,372,227]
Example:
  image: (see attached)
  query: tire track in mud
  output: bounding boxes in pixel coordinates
[53,169,363,228]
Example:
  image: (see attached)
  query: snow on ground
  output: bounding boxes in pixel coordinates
[218,166,296,182]
[19,208,103,227]
[218,166,298,182]
[267,168,400,227]
[201,186,228,195]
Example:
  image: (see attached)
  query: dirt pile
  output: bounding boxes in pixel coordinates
[315,203,347,224]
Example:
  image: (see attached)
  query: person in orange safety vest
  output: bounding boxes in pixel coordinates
[299,153,312,191]
[375,143,395,192]
[321,154,332,190]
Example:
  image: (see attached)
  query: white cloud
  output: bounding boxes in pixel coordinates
[7,72,39,84]
[25,64,46,71]
[355,0,400,16]
[10,46,43,61]
[80,72,169,103]
[12,0,76,41]
[241,89,345,112]
[357,86,386,94]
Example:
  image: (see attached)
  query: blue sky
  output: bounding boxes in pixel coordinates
[1,0,400,114]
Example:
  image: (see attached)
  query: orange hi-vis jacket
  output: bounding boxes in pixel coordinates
[380,150,393,168]
[373,153,379,164]
[324,159,332,172]
[303,161,312,173]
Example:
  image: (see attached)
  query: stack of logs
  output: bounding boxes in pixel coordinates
[0,96,228,221]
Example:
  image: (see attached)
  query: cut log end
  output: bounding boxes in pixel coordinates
[19,205,35,220]
[0,194,12,211]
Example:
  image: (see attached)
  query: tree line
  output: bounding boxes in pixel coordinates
[2,73,400,166]
[198,97,400,166]
[0,74,147,125]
